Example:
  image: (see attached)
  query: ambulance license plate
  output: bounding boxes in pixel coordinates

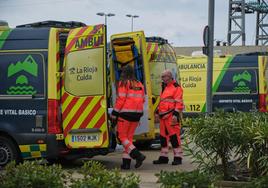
[71,134,99,142]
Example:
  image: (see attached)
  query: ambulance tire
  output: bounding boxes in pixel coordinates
[0,136,20,167]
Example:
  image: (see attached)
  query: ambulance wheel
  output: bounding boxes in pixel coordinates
[0,136,20,167]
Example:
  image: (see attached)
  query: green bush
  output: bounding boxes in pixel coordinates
[155,170,214,188]
[184,110,243,179]
[0,160,67,188]
[235,112,268,177]
[245,175,268,188]
[0,160,140,188]
[184,111,268,180]
[70,160,140,188]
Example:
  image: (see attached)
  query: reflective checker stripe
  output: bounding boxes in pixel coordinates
[19,144,47,159]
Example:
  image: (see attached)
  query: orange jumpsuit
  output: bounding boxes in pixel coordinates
[112,80,145,159]
[158,79,184,159]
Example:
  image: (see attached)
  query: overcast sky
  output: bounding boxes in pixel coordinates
[1,0,256,46]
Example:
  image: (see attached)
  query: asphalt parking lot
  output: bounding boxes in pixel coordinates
[87,146,197,188]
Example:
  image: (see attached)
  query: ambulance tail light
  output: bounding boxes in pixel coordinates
[48,99,62,134]
[259,94,267,112]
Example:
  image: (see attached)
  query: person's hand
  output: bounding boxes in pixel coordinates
[154,113,160,123]
[171,115,177,125]
[110,115,117,128]
[110,114,117,120]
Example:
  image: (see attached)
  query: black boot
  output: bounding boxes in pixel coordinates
[129,148,146,168]
[121,158,131,170]
[172,157,182,165]
[153,156,169,164]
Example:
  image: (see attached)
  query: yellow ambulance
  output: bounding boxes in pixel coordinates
[0,21,116,166]
[177,52,268,116]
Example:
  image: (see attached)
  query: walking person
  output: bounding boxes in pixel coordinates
[153,69,184,165]
[111,65,146,170]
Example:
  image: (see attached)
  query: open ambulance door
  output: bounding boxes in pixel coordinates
[61,24,110,149]
[110,31,155,141]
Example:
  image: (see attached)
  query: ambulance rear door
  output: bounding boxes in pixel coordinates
[61,24,109,149]
[110,31,155,138]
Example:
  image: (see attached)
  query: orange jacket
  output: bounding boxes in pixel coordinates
[158,80,184,118]
[112,80,145,121]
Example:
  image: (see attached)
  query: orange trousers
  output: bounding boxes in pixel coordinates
[159,114,182,158]
[117,117,138,159]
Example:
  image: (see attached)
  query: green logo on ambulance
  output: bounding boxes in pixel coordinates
[6,55,38,95]
[232,71,251,93]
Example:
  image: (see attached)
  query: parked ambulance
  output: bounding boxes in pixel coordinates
[177,52,268,116]
[0,21,116,166]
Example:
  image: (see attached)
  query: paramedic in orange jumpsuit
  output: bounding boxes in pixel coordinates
[111,65,146,170]
[153,69,184,165]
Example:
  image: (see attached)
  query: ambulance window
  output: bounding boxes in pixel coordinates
[150,63,164,96]
[150,45,177,63]
[215,69,257,94]
[64,48,104,96]
[0,53,45,97]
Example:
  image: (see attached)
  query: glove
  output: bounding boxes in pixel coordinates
[110,115,118,128]
[172,111,183,125]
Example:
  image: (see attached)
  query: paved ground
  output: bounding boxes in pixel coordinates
[86,146,197,188]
